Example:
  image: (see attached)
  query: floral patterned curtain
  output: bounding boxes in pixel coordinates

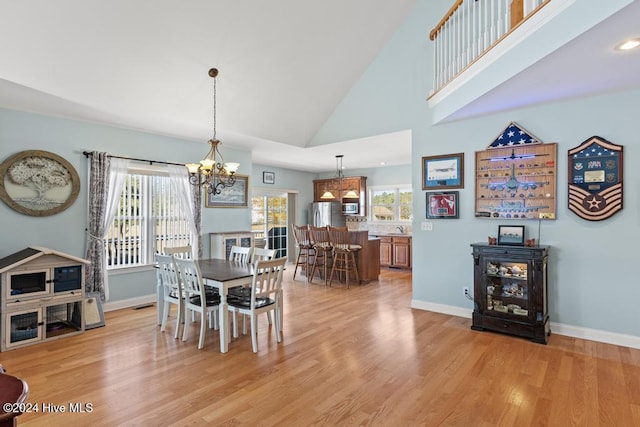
[84,152,130,301]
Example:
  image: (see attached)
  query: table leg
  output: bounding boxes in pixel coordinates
[219,291,229,353]
[156,274,163,325]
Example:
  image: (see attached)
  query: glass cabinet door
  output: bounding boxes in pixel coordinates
[484,260,530,318]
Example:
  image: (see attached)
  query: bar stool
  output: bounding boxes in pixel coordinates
[327,226,361,289]
[309,225,333,285]
[292,224,314,281]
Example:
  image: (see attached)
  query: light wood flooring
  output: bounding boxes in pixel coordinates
[2,268,640,426]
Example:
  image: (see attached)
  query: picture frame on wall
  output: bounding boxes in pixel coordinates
[262,171,275,184]
[422,152,464,190]
[426,191,459,219]
[497,225,525,246]
[205,174,249,208]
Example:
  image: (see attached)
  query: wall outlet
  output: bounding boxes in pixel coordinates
[463,286,470,297]
[421,221,433,231]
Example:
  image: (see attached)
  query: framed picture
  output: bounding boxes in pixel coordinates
[0,150,80,217]
[205,174,249,208]
[497,225,525,246]
[426,191,459,219]
[422,153,464,190]
[263,171,275,185]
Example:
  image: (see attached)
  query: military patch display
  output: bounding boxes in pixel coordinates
[568,136,623,221]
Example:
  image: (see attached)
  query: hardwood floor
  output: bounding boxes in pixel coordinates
[2,268,640,426]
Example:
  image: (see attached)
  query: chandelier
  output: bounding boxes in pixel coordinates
[186,68,239,195]
[320,155,358,200]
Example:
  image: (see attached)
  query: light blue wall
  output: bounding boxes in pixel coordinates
[310,0,640,338]
[0,108,255,302]
[345,165,411,188]
[316,164,410,187]
[251,163,316,225]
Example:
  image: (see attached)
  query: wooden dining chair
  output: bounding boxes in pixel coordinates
[309,225,333,285]
[251,247,276,263]
[156,254,184,339]
[327,226,361,289]
[292,224,313,281]
[228,246,253,299]
[227,257,287,353]
[229,245,251,263]
[248,246,278,327]
[174,258,220,350]
[165,245,206,323]
[164,245,193,259]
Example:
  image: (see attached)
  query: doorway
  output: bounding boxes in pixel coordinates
[251,193,288,258]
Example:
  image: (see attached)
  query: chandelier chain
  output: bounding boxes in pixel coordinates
[212,73,217,141]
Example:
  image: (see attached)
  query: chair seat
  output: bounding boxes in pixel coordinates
[333,243,362,251]
[205,288,220,297]
[228,296,275,309]
[189,294,221,307]
[314,242,333,250]
[228,286,251,298]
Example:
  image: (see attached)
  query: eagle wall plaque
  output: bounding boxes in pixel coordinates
[568,136,623,221]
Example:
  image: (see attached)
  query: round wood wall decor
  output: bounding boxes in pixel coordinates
[0,150,80,216]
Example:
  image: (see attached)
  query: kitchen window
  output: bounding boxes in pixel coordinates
[369,186,413,222]
[105,171,194,269]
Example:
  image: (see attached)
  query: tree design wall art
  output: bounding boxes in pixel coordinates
[0,150,80,216]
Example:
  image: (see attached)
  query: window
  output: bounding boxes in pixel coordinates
[251,194,288,258]
[369,186,413,222]
[105,172,194,269]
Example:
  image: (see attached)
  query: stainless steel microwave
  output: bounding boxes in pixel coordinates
[342,202,359,215]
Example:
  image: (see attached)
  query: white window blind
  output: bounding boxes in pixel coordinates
[105,173,193,269]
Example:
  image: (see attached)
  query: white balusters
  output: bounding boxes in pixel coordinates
[430,0,551,94]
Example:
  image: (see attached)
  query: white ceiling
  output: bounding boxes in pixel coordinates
[0,0,416,173]
[0,1,639,173]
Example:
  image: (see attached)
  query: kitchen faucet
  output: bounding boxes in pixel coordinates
[396,225,404,234]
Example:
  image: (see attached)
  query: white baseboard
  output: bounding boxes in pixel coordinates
[411,299,640,350]
[103,294,156,312]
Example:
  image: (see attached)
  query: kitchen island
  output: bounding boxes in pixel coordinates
[352,231,380,284]
[306,229,380,284]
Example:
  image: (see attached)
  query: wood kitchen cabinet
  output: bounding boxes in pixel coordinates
[313,176,367,215]
[378,236,411,269]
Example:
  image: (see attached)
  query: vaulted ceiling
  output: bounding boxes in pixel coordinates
[1,1,639,173]
[0,0,416,172]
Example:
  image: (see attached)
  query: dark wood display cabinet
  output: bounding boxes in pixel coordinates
[470,243,550,344]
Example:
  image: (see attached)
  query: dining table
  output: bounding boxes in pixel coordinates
[156,258,255,353]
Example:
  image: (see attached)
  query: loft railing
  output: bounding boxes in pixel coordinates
[429,0,550,96]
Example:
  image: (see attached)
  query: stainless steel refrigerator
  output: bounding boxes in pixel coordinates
[309,202,345,227]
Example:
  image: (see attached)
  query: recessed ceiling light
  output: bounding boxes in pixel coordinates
[616,38,640,51]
